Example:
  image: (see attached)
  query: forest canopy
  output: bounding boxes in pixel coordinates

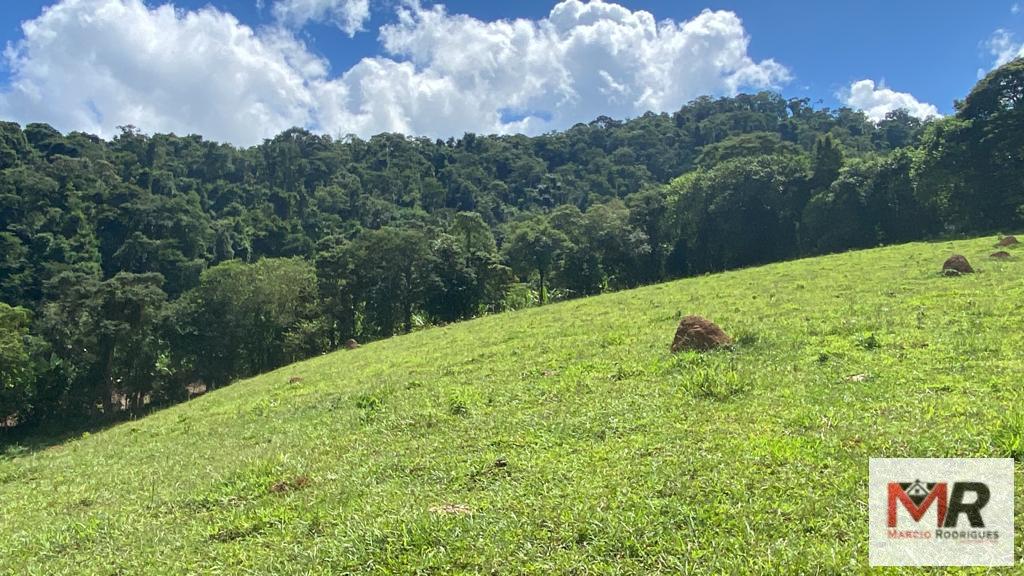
[2,59,1023,431]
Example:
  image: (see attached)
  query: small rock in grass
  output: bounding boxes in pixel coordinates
[344,339,360,350]
[849,373,869,383]
[941,254,973,275]
[670,315,732,353]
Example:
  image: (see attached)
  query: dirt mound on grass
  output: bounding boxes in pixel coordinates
[996,236,1019,247]
[991,251,1012,260]
[942,255,974,274]
[344,339,360,350]
[670,316,732,353]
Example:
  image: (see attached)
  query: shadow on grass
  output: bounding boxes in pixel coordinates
[0,400,184,457]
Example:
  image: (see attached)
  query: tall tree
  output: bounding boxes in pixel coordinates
[810,134,843,193]
[953,57,1024,229]
[169,258,318,388]
[503,219,568,305]
[347,227,439,337]
[0,303,36,422]
[451,211,497,257]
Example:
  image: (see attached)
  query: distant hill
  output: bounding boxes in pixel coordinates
[1,59,1022,434]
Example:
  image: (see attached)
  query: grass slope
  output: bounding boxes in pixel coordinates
[3,235,1024,574]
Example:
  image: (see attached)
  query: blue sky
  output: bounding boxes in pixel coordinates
[0,0,1021,145]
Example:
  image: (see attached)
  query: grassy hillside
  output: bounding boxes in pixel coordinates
[2,234,1023,574]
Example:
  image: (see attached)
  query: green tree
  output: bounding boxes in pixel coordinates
[866,149,940,243]
[425,234,481,322]
[39,272,167,417]
[315,236,358,347]
[170,258,319,388]
[953,57,1024,228]
[914,117,973,228]
[451,211,496,257]
[874,109,924,150]
[670,155,809,272]
[810,134,843,193]
[801,159,878,254]
[503,219,568,305]
[0,303,36,421]
[582,201,650,290]
[626,188,672,281]
[347,228,439,337]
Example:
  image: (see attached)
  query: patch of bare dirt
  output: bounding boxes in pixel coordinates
[269,476,310,494]
[429,503,473,516]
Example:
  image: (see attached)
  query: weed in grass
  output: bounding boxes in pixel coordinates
[355,394,383,412]
[448,395,470,417]
[856,333,881,350]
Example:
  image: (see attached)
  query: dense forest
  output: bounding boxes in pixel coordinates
[1,59,1022,432]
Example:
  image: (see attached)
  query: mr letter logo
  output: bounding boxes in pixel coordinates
[869,459,1014,566]
[887,480,989,529]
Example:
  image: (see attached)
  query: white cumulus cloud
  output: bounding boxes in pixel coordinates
[272,0,371,36]
[0,0,792,145]
[0,0,324,144]
[319,1,790,138]
[840,79,940,122]
[985,29,1024,69]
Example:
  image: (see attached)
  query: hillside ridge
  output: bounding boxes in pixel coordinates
[1,234,1023,574]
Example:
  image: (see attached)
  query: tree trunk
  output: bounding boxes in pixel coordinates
[539,268,546,305]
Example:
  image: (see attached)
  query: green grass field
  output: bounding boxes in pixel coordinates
[2,235,1023,574]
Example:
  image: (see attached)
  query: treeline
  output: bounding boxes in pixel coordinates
[1,60,1022,430]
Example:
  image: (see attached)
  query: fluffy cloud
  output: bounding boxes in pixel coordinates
[840,80,940,122]
[0,0,324,144]
[272,0,371,36]
[316,1,790,139]
[985,29,1024,69]
[0,0,791,145]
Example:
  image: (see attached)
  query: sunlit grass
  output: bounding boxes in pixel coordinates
[1,234,1022,574]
